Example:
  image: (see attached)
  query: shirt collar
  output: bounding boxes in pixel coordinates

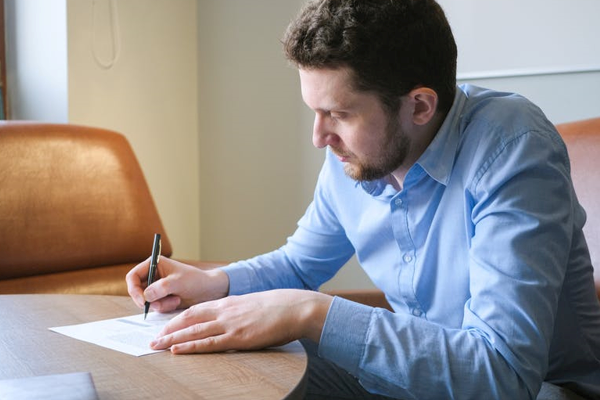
[359,178,397,197]
[414,86,467,186]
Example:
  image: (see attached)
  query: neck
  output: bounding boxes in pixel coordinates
[388,111,447,191]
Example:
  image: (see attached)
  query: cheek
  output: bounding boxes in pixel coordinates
[350,124,388,156]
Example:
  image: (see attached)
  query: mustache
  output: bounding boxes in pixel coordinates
[330,146,351,159]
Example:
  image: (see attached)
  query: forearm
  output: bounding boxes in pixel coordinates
[223,244,352,295]
[319,297,535,400]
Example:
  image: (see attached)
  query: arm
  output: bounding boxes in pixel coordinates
[126,257,335,353]
[129,152,352,352]
[222,151,356,295]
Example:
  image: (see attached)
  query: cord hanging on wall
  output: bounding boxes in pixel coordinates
[91,0,121,70]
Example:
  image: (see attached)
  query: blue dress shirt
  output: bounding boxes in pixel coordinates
[223,85,600,399]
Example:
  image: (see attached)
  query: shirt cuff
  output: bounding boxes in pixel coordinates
[221,263,253,295]
[318,296,373,377]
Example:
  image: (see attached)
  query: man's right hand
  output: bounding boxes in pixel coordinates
[126,257,230,313]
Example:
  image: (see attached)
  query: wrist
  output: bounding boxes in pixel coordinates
[298,291,333,343]
[204,268,230,300]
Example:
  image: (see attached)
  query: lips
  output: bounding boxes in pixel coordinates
[331,148,351,162]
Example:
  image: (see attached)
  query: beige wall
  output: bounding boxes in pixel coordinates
[196,0,317,258]
[67,0,201,259]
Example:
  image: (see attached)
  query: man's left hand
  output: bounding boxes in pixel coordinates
[150,289,333,354]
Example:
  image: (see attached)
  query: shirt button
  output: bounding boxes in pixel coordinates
[412,308,423,317]
[403,254,412,263]
[394,198,403,206]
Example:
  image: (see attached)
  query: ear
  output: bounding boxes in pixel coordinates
[408,87,438,126]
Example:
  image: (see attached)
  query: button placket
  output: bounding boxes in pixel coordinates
[390,194,420,313]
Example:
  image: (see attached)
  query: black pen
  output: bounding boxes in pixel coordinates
[144,233,161,320]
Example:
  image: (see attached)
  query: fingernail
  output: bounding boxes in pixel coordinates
[151,336,164,348]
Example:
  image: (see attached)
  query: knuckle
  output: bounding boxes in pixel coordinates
[181,306,196,320]
[157,278,173,295]
[200,336,219,351]
[191,323,205,336]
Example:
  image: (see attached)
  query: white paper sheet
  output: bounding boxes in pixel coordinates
[49,311,181,357]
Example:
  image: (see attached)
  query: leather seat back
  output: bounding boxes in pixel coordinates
[0,122,172,280]
[556,117,600,299]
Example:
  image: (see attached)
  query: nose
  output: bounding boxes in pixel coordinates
[312,113,339,149]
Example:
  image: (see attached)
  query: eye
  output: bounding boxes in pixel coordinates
[330,111,347,120]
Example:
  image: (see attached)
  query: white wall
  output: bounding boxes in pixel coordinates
[5,0,68,122]
[438,0,600,77]
[458,71,600,125]
[437,0,600,125]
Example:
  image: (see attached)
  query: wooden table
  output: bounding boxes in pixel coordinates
[0,294,307,399]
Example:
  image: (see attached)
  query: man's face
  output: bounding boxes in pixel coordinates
[299,67,410,182]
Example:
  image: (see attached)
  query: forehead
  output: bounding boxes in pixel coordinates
[299,67,371,110]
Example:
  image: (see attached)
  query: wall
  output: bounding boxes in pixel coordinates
[458,71,600,125]
[4,0,68,122]
[438,0,600,79]
[67,0,201,259]
[437,0,600,125]
[196,0,321,261]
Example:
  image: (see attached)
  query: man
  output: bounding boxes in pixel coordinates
[126,0,600,399]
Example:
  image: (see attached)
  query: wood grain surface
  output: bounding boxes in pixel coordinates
[0,294,307,399]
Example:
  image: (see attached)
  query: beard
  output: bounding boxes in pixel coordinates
[336,115,411,182]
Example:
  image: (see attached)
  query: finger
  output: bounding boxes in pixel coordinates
[126,258,151,307]
[171,334,231,354]
[151,320,223,351]
[143,273,175,303]
[148,295,181,314]
[157,304,217,337]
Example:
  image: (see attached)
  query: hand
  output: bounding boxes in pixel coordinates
[150,289,333,354]
[126,257,229,312]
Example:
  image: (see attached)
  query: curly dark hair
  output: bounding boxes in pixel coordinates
[283,0,457,114]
